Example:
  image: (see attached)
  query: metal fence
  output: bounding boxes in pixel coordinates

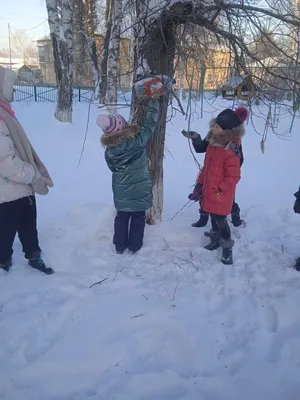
[14,83,95,103]
[14,66,300,104]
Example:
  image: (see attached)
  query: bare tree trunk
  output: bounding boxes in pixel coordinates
[146,94,170,224]
[179,55,185,101]
[83,0,100,97]
[99,0,112,104]
[106,0,122,112]
[84,0,97,37]
[87,38,101,99]
[73,0,99,94]
[131,1,175,224]
[73,0,86,85]
[46,0,74,123]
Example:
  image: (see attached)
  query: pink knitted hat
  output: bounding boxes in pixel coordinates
[97,114,128,134]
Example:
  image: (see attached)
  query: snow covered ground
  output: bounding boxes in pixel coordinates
[1,97,300,400]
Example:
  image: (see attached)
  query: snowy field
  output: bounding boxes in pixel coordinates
[1,97,300,400]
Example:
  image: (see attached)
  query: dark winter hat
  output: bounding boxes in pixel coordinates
[215,107,248,131]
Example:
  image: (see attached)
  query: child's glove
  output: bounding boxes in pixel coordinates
[182,130,201,140]
[294,188,300,214]
[188,182,202,202]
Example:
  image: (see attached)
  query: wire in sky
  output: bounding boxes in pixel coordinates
[14,20,48,32]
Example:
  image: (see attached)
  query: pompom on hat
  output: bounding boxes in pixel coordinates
[97,114,128,134]
[235,107,248,124]
[215,107,248,131]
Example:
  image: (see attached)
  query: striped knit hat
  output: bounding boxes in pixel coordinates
[96,114,128,134]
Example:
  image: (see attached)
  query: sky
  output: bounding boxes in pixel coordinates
[0,0,49,50]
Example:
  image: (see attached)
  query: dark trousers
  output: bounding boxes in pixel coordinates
[113,211,146,252]
[210,214,231,242]
[0,196,41,263]
[201,200,240,218]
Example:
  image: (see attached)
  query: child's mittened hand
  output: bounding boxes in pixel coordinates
[181,130,200,140]
[294,198,300,214]
[188,182,202,201]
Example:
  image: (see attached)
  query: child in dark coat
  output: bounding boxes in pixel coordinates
[182,107,248,264]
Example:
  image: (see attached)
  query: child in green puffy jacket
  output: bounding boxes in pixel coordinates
[98,98,160,254]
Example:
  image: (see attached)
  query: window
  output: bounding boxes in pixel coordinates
[38,45,51,63]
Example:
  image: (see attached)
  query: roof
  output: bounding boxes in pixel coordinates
[0,57,38,67]
[0,57,24,65]
[221,74,249,89]
[36,34,132,44]
[249,57,288,69]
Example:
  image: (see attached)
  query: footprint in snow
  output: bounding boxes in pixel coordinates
[262,305,278,334]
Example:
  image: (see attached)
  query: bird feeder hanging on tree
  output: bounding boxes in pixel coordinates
[134,75,175,99]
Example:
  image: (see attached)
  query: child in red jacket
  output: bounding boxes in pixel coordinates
[182,107,247,264]
[184,114,244,228]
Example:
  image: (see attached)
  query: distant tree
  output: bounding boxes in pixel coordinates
[106,0,123,112]
[0,30,38,65]
[73,0,100,95]
[99,0,113,103]
[46,0,74,122]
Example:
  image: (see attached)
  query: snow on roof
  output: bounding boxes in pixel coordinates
[250,57,287,69]
[222,74,248,88]
[0,57,24,65]
[0,57,39,68]
[13,63,37,70]
[35,37,51,43]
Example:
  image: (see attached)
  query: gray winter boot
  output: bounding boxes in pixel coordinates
[204,230,220,251]
[28,253,54,275]
[220,239,234,265]
[192,210,209,228]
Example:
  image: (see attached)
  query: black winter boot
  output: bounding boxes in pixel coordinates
[220,239,234,265]
[192,211,209,228]
[204,230,220,251]
[0,258,12,272]
[28,254,54,275]
[293,257,300,272]
[115,246,127,254]
[129,247,142,255]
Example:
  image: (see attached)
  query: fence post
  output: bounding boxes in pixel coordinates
[34,85,37,102]
[199,66,206,119]
[79,87,81,102]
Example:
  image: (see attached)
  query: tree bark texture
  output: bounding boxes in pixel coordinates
[73,0,86,85]
[106,0,122,112]
[99,0,113,104]
[46,0,74,123]
[73,0,99,90]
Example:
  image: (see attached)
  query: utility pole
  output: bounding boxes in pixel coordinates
[8,23,12,69]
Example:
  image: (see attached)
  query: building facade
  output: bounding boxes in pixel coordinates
[37,35,133,88]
